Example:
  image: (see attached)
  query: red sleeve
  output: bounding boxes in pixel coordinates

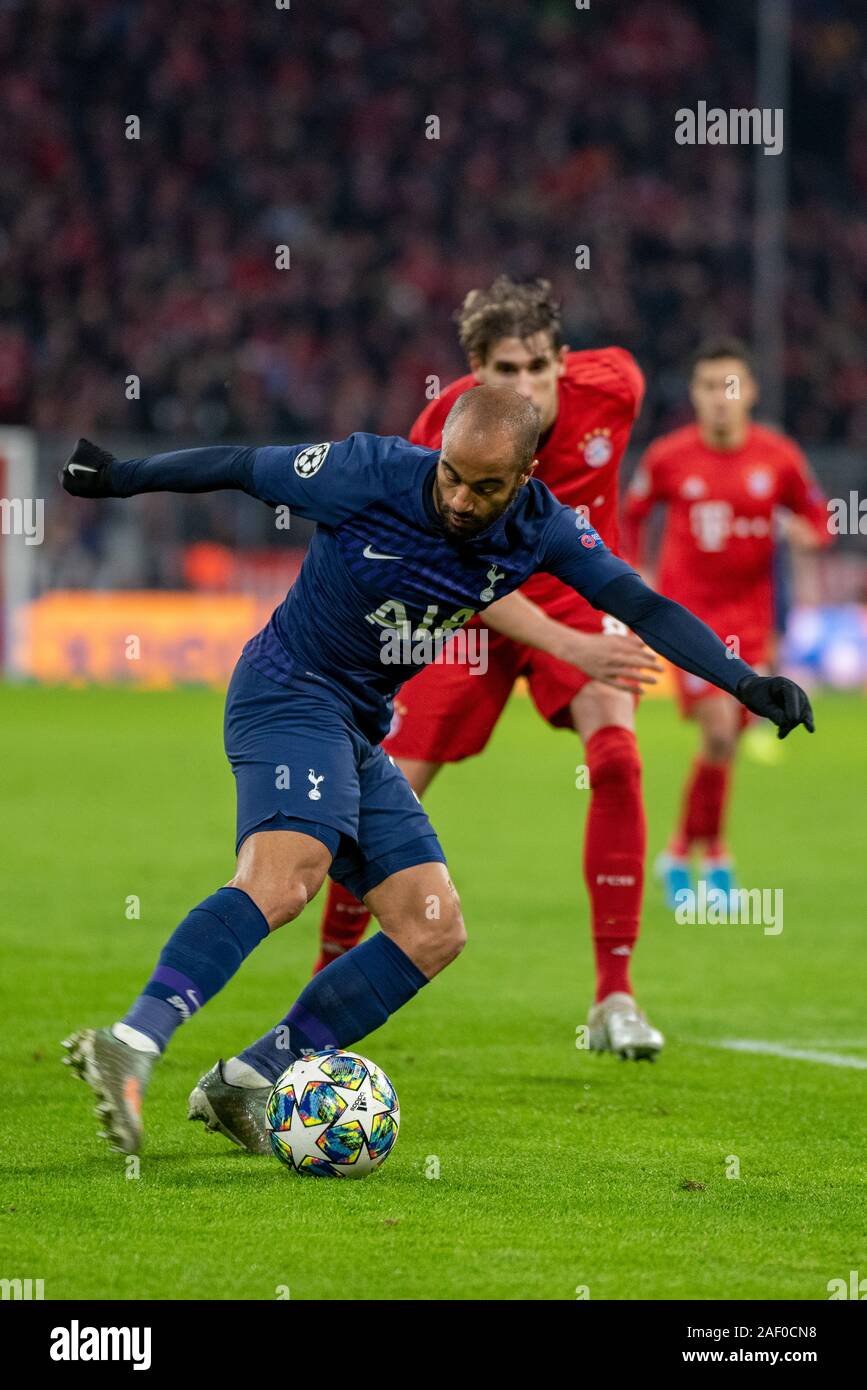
[409,376,477,447]
[568,347,646,421]
[778,442,832,546]
[408,393,449,448]
[621,443,663,565]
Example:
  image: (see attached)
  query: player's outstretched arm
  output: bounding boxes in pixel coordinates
[60,433,397,523]
[539,506,814,738]
[594,572,814,739]
[60,437,259,499]
[482,590,663,693]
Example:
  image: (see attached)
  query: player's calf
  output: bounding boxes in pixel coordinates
[220,862,461,1106]
[577,720,646,1001]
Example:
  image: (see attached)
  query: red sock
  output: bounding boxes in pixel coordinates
[313,881,371,974]
[584,727,646,1002]
[674,758,732,854]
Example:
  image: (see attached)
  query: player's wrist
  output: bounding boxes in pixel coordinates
[104,457,133,496]
[735,670,760,700]
[60,438,121,498]
[546,622,586,662]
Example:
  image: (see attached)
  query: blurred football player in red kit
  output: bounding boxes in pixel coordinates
[316,277,667,1060]
[623,338,831,907]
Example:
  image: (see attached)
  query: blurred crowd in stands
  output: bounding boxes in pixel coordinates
[2,0,865,593]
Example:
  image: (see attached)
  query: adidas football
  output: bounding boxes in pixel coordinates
[266,1049,400,1177]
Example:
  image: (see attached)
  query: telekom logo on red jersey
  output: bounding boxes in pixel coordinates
[689,500,771,551]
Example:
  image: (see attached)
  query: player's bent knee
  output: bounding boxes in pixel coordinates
[394,898,466,978]
[227,874,310,931]
[573,684,635,741]
[704,732,737,763]
[442,901,468,960]
[426,899,467,973]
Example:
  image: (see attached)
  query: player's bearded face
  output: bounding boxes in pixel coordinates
[690,358,757,440]
[434,441,535,538]
[472,334,565,433]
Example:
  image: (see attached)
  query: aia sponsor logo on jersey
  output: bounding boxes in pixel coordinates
[746,468,774,497]
[581,428,613,468]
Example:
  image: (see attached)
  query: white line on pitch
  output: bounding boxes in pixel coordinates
[714,1039,867,1070]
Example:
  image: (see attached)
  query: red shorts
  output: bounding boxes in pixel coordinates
[672,635,768,724]
[385,601,623,764]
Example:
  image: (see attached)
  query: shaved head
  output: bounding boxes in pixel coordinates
[433,385,541,539]
[442,384,541,472]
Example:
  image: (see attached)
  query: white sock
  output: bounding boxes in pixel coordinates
[111,1022,160,1055]
[223,1056,271,1088]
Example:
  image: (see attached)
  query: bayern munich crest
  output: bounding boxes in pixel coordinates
[582,430,613,467]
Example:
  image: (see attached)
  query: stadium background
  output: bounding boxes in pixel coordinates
[1,0,865,690]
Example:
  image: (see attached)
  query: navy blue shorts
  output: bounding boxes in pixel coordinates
[223,656,446,900]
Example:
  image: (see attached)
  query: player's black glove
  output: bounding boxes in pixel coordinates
[59,438,118,498]
[736,673,815,739]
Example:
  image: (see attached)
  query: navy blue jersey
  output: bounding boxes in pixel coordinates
[109,432,753,741]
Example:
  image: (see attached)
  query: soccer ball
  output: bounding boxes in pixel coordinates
[266,1049,400,1178]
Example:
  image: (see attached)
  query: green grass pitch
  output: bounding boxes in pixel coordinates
[1,682,864,1301]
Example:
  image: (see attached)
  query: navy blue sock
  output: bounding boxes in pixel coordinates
[238,931,428,1083]
[120,887,269,1052]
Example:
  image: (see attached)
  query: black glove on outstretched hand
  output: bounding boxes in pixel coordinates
[736,673,815,739]
[59,438,118,498]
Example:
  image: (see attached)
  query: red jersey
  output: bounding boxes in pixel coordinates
[409,347,644,616]
[623,422,830,660]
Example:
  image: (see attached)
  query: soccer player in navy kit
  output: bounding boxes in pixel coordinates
[60,387,813,1155]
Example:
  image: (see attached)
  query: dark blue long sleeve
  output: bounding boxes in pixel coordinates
[105,433,424,526]
[593,572,754,696]
[109,445,258,498]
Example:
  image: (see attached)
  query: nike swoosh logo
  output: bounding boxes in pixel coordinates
[67,463,98,476]
[363,543,403,560]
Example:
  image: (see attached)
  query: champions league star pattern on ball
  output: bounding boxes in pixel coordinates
[266,1050,400,1177]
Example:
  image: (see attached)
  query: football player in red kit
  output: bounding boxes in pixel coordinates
[315,276,667,1060]
[623,338,831,906]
